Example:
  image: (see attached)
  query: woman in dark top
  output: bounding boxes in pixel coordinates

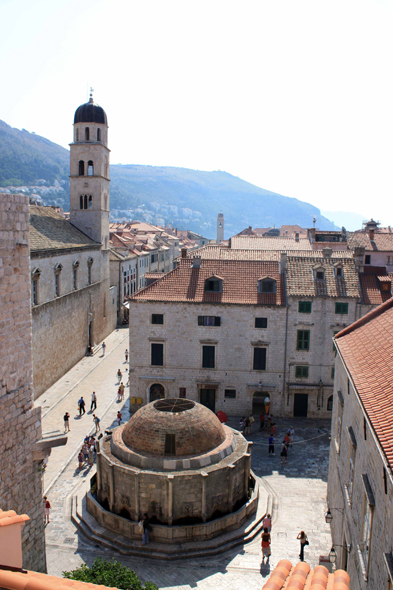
[261,527,271,562]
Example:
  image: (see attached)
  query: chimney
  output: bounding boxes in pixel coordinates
[181,248,187,259]
[280,252,287,273]
[322,247,332,258]
[369,229,375,240]
[295,232,299,242]
[192,256,201,268]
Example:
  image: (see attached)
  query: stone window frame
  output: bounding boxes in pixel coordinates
[198,315,221,327]
[72,260,80,291]
[331,366,335,380]
[327,394,333,411]
[152,313,164,325]
[253,346,267,371]
[334,263,344,278]
[151,341,164,367]
[345,426,357,506]
[31,267,41,306]
[224,389,236,399]
[87,257,94,285]
[54,263,63,298]
[335,390,344,453]
[335,302,349,315]
[255,317,268,329]
[204,277,223,293]
[258,277,277,294]
[295,365,309,379]
[358,474,375,581]
[364,254,371,265]
[313,265,326,281]
[296,329,310,351]
[298,301,312,313]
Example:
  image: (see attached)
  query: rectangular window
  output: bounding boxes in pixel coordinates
[202,345,215,368]
[347,433,356,501]
[151,343,163,366]
[198,316,221,326]
[335,302,349,314]
[298,301,312,313]
[224,389,236,398]
[73,268,77,290]
[255,317,268,328]
[55,274,60,297]
[297,330,310,351]
[362,496,373,573]
[295,366,309,378]
[331,367,335,380]
[32,280,38,306]
[336,392,344,451]
[179,388,186,398]
[88,265,92,285]
[164,434,176,455]
[365,254,371,265]
[253,347,267,371]
[152,314,164,324]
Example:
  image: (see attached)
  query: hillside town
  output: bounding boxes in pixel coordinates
[2,94,393,590]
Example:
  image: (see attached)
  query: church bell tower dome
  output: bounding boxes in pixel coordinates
[74,93,108,125]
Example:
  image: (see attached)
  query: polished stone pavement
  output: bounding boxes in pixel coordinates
[40,330,333,588]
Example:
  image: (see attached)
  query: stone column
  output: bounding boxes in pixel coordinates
[167,475,174,526]
[228,464,235,507]
[201,471,208,523]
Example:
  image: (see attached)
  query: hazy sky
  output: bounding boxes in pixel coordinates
[1,0,392,224]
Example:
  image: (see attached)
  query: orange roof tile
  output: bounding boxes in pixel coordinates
[360,274,393,305]
[132,258,285,306]
[286,255,360,298]
[0,510,29,527]
[0,570,119,590]
[262,561,350,589]
[335,297,393,469]
[190,246,350,262]
[231,235,312,250]
[348,231,393,252]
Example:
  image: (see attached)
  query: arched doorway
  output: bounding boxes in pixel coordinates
[252,391,270,417]
[149,383,165,402]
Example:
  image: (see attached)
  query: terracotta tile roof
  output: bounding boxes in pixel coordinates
[191,246,351,262]
[347,231,393,252]
[0,510,29,527]
[262,560,350,589]
[132,258,285,305]
[0,569,120,590]
[144,272,165,279]
[335,297,393,469]
[231,235,312,250]
[360,274,393,305]
[286,255,360,298]
[30,206,99,253]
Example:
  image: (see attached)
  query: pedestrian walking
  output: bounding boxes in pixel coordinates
[268,434,275,455]
[102,341,106,356]
[63,412,70,433]
[259,412,265,432]
[248,413,255,433]
[43,496,51,524]
[88,444,95,467]
[261,528,271,563]
[289,426,295,447]
[280,442,288,463]
[125,349,129,363]
[90,391,97,411]
[82,442,89,462]
[78,397,86,415]
[93,414,101,432]
[264,395,270,415]
[117,369,122,384]
[117,387,122,402]
[117,410,122,426]
[284,430,290,445]
[142,513,152,545]
[297,531,308,561]
[119,382,125,400]
[263,514,272,532]
[126,369,130,386]
[78,450,84,469]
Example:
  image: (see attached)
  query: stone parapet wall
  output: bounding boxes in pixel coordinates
[0,194,46,572]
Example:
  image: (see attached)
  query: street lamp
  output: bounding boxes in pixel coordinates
[329,544,351,563]
[325,507,344,523]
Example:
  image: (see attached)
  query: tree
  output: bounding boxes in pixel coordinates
[63,557,158,590]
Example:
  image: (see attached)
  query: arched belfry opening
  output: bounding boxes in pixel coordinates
[79,161,84,176]
[85,127,90,141]
[97,128,101,142]
[87,161,94,176]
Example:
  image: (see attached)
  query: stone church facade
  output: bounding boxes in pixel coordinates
[30,94,117,398]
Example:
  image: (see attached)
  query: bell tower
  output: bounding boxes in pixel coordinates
[217,212,224,243]
[69,91,110,248]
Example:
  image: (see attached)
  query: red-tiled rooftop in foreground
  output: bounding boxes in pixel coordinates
[132,258,285,306]
[335,297,393,470]
[0,569,120,590]
[286,255,360,298]
[0,510,29,527]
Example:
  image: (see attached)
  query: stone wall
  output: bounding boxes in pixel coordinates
[328,353,393,589]
[0,194,46,572]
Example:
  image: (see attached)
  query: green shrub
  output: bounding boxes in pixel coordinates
[63,557,158,590]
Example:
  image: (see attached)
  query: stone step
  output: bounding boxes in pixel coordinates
[71,488,269,560]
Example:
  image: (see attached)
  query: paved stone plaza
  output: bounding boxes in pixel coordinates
[40,327,333,589]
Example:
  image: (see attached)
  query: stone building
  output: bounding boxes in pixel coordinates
[128,255,286,416]
[0,195,46,571]
[30,94,117,397]
[327,298,393,588]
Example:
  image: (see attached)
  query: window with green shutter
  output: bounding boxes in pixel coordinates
[295,366,309,378]
[335,302,349,314]
[298,301,312,313]
[297,330,310,351]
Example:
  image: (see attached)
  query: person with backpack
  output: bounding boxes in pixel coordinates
[78,397,85,415]
[261,528,271,563]
[93,414,101,432]
[43,496,51,524]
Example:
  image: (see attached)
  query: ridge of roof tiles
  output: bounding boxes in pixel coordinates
[0,569,119,590]
[0,510,29,527]
[30,206,99,252]
[190,246,351,261]
[132,258,285,306]
[347,231,393,251]
[335,297,393,469]
[286,255,360,298]
[262,560,350,589]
